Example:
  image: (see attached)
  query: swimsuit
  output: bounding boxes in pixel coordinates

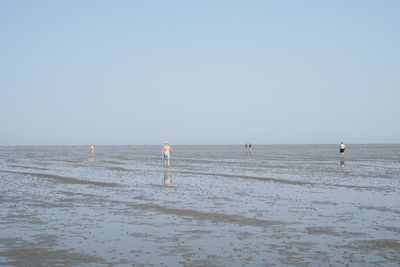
[163,152,170,160]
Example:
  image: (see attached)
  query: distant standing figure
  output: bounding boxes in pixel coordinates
[162,141,172,168]
[339,142,346,157]
[245,143,248,149]
[248,143,252,151]
[89,144,95,155]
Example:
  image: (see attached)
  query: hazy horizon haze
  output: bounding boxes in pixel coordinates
[1,1,399,145]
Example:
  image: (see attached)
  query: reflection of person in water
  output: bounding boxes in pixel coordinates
[163,169,172,187]
[340,159,346,168]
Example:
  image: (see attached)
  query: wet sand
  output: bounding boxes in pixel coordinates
[0,145,399,266]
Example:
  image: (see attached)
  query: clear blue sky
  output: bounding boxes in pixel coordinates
[1,0,399,145]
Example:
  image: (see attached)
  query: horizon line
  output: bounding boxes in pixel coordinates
[0,142,399,147]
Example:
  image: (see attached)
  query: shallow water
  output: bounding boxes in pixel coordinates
[0,145,399,266]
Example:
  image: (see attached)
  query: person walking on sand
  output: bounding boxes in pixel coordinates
[162,141,172,168]
[339,142,346,157]
[89,144,94,155]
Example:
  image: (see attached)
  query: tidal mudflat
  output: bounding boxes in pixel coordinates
[0,145,399,266]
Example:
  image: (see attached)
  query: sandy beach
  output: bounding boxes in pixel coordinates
[0,145,399,266]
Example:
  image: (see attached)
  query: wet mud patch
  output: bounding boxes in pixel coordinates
[358,205,400,214]
[31,234,58,247]
[269,242,319,265]
[0,237,28,249]
[0,170,121,188]
[55,191,110,206]
[182,257,223,267]
[129,232,153,239]
[0,247,103,265]
[384,226,400,234]
[337,239,400,264]
[8,164,50,171]
[236,191,250,197]
[184,229,213,235]
[176,170,387,191]
[2,210,45,226]
[339,239,400,252]
[305,226,338,236]
[0,236,103,265]
[237,232,254,240]
[304,227,367,239]
[334,211,357,223]
[131,203,287,228]
[101,160,121,165]
[312,200,338,206]
[106,166,132,172]
[58,190,102,198]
